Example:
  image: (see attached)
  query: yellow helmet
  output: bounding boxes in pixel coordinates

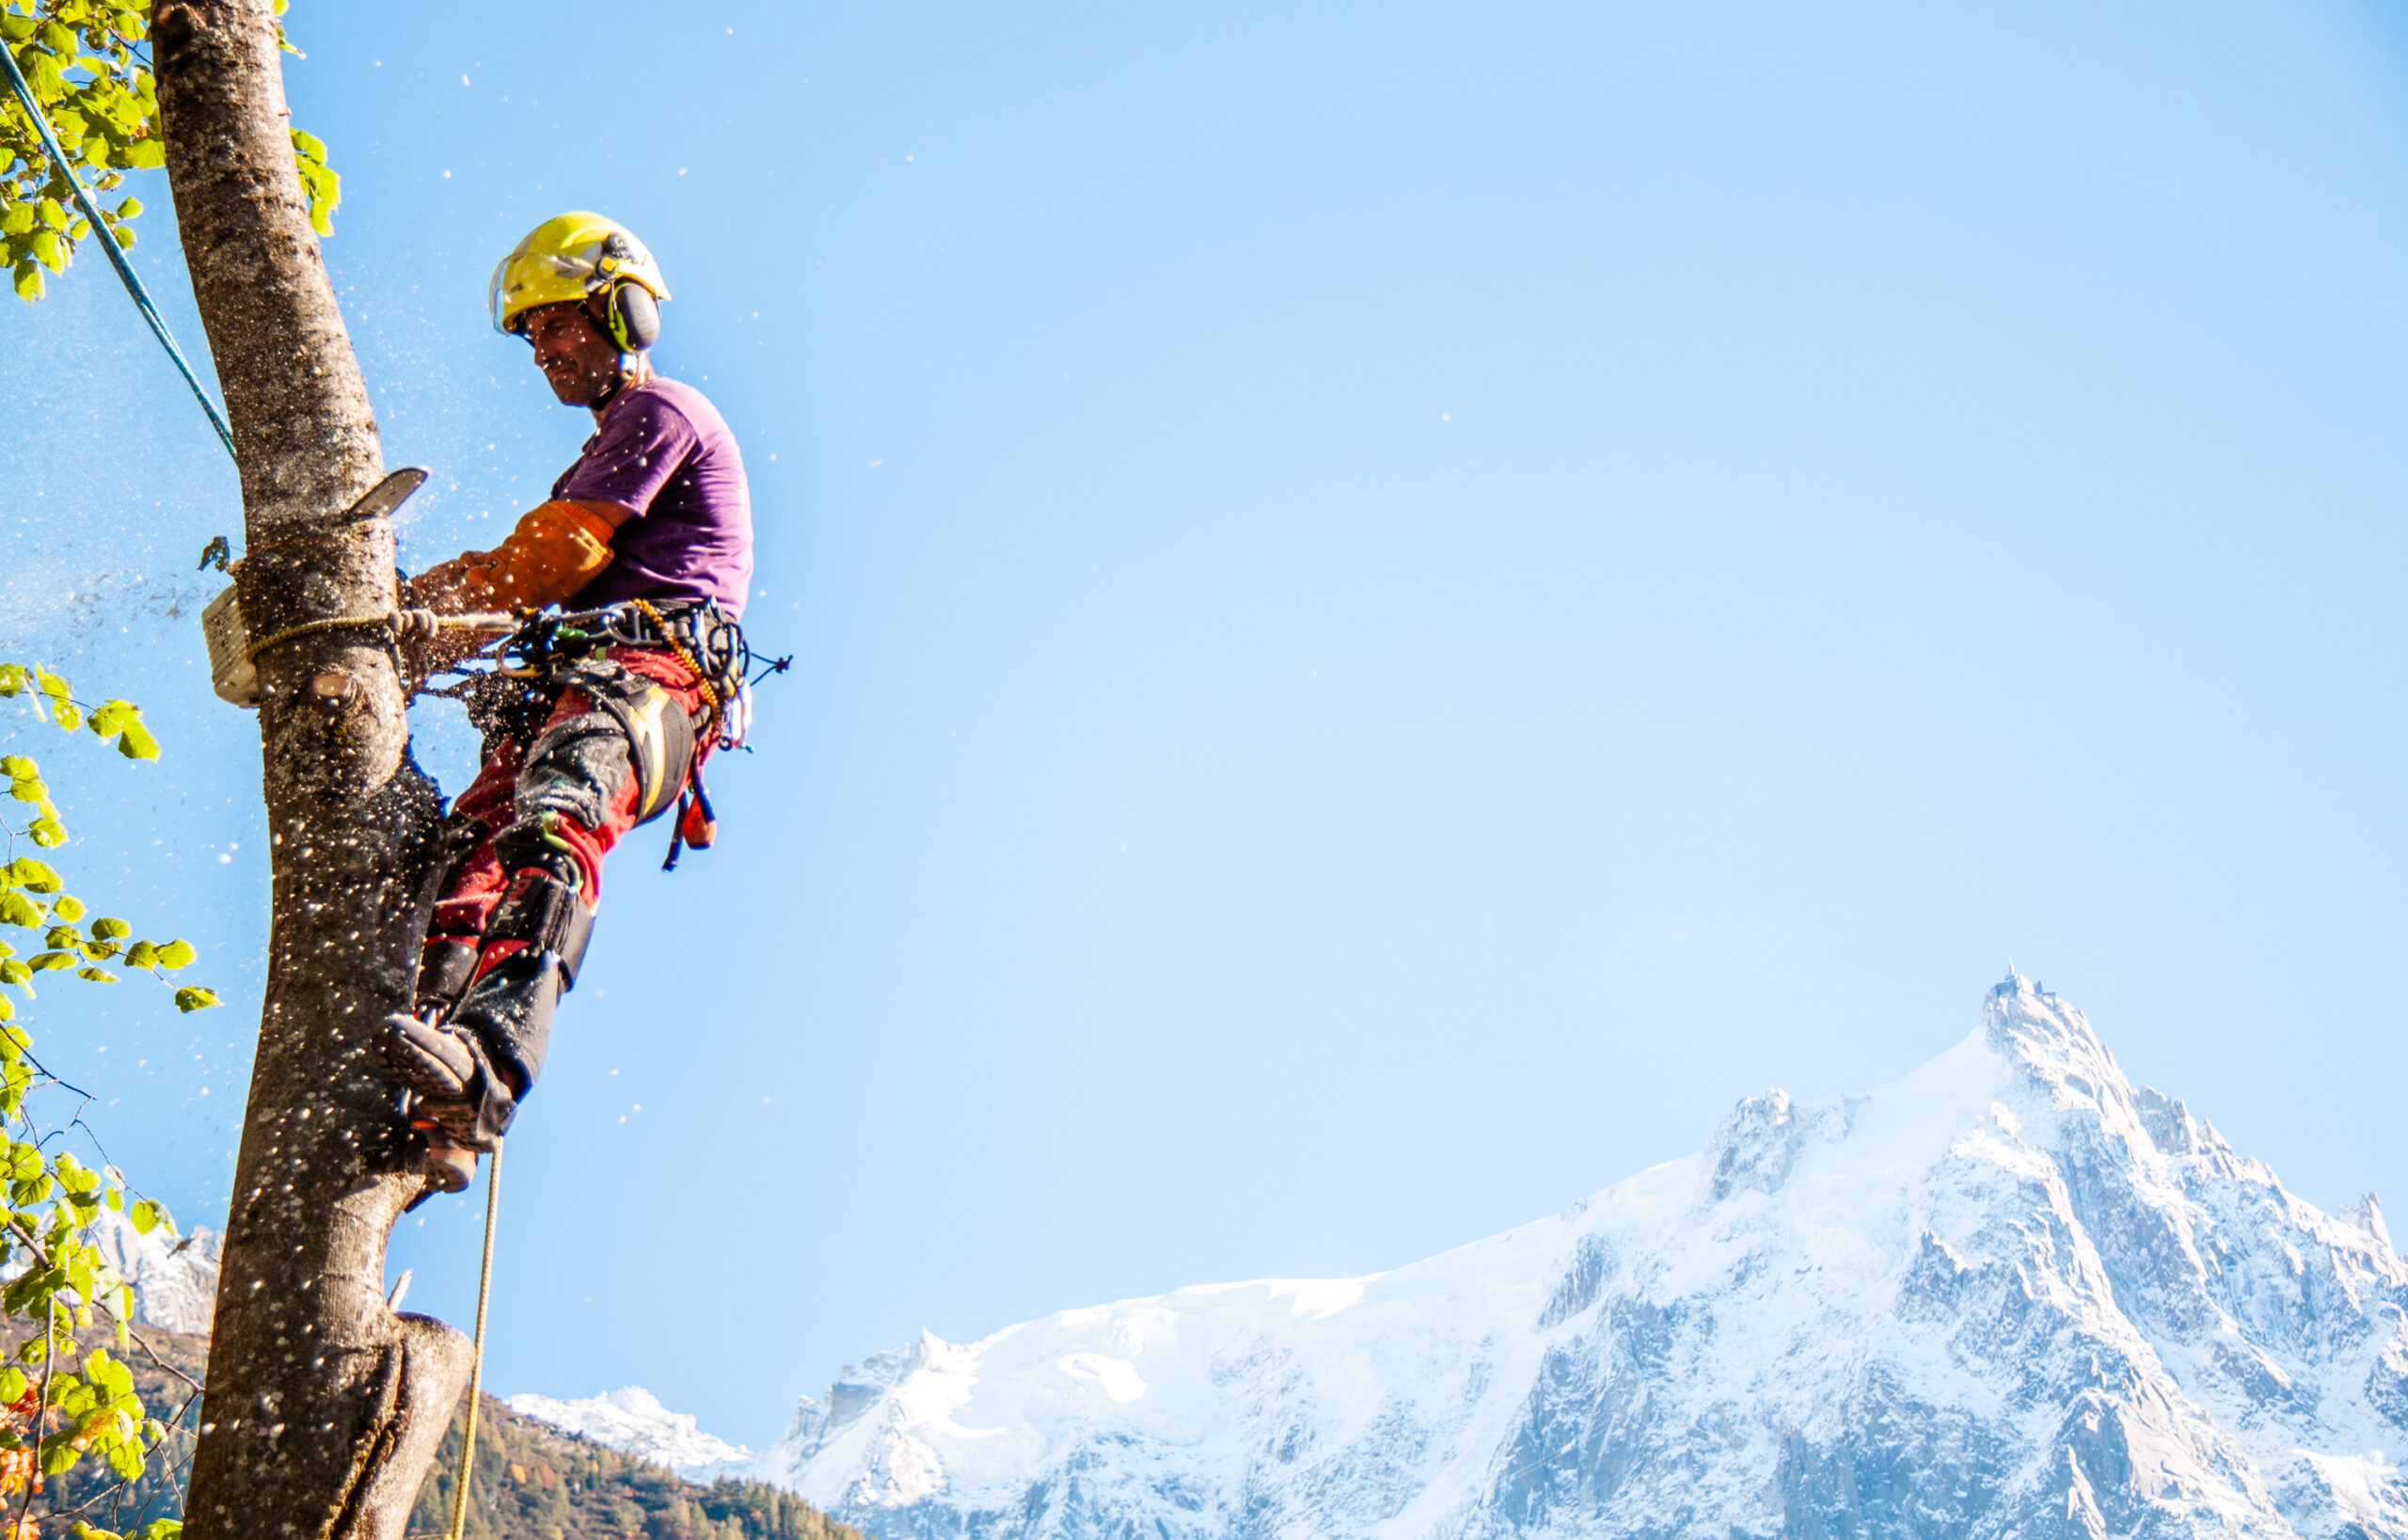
[487,211,671,349]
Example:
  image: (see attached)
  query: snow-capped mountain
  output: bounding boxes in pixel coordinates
[740,975,2408,1539]
[85,1209,221,1336]
[503,1386,752,1480]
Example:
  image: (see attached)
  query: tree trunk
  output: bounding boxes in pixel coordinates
[152,2,473,1535]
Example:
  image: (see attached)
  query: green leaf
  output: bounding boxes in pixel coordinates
[29,229,65,273]
[0,894,41,929]
[111,197,139,219]
[45,926,79,949]
[14,258,44,302]
[116,719,159,761]
[49,895,83,923]
[88,917,128,940]
[30,951,76,972]
[120,941,155,970]
[0,962,30,988]
[154,939,195,970]
[27,818,67,848]
[74,967,115,982]
[126,1199,159,1236]
[122,137,163,169]
[0,205,31,237]
[172,986,219,1012]
[85,700,139,738]
[290,127,341,236]
[10,859,61,894]
[35,198,65,230]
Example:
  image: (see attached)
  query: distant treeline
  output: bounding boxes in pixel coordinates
[411,1393,863,1540]
[0,1326,858,1540]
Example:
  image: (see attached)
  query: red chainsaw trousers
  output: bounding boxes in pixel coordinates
[431,645,713,940]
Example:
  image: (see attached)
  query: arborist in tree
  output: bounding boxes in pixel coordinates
[374,211,755,1199]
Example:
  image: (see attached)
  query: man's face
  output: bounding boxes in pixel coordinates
[519,299,623,405]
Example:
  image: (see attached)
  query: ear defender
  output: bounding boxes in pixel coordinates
[593,230,663,353]
[609,281,661,352]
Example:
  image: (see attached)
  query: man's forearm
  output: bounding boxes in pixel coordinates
[408,500,621,614]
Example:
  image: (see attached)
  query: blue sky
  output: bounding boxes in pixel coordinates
[3,0,2407,1446]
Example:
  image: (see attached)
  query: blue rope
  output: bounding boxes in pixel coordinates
[1,41,238,464]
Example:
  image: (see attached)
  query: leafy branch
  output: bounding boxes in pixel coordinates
[1,0,335,302]
[0,663,230,1540]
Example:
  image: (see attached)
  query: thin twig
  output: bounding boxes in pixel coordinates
[20,1294,56,1535]
[19,1043,101,1104]
[117,1325,201,1397]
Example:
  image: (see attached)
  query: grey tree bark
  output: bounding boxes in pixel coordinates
[151,1,473,1535]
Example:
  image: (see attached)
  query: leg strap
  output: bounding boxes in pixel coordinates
[482,863,595,991]
[549,659,697,828]
[415,938,481,1017]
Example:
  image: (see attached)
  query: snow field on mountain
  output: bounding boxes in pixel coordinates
[698,977,2407,1537]
[500,1385,752,1480]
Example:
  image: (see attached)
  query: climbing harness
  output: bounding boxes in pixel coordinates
[445,1137,503,1540]
[441,596,782,870]
[0,44,239,465]
[490,598,754,724]
[420,596,785,869]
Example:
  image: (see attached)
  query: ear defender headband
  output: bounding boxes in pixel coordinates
[590,232,662,353]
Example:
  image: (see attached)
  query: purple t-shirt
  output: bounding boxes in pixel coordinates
[554,376,752,621]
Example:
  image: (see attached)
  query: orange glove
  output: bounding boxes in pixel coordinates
[407,500,618,616]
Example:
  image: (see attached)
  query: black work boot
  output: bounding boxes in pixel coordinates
[374,832,594,1202]
[372,1009,516,1204]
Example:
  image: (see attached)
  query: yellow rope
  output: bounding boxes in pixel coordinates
[242,612,394,662]
[244,609,516,663]
[628,597,722,724]
[445,1137,503,1540]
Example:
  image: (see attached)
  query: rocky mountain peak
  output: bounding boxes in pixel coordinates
[737,982,2408,1539]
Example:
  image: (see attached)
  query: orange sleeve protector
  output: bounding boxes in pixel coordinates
[410,500,617,614]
